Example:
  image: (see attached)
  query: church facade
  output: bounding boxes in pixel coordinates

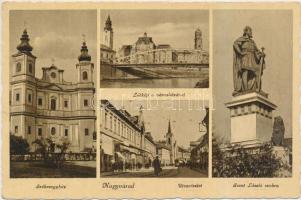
[10,29,96,153]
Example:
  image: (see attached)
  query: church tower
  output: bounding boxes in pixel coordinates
[76,38,94,110]
[103,15,113,49]
[194,28,203,50]
[77,39,94,84]
[76,39,95,152]
[10,28,37,150]
[166,119,175,164]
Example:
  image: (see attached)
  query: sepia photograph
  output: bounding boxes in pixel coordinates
[100,10,209,88]
[212,10,293,178]
[9,10,97,178]
[100,99,209,177]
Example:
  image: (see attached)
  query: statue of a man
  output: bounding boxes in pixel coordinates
[233,26,266,96]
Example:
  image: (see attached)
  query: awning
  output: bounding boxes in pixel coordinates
[120,145,140,155]
[115,152,125,160]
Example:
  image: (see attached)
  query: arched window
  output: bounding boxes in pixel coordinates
[16,63,21,72]
[28,63,33,73]
[83,71,88,80]
[50,98,56,110]
[51,127,56,135]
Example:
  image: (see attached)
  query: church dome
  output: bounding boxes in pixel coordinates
[17,29,33,53]
[78,41,91,62]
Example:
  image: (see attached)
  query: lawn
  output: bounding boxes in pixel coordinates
[10,161,96,178]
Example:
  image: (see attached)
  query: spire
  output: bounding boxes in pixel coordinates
[78,35,91,62]
[104,15,112,31]
[195,28,202,33]
[167,119,172,133]
[17,28,33,53]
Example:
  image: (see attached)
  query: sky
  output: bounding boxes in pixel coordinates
[10,10,97,82]
[212,10,293,142]
[100,10,209,52]
[109,100,209,148]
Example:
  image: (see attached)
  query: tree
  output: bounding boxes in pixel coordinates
[10,134,30,155]
[32,137,70,168]
[212,139,282,177]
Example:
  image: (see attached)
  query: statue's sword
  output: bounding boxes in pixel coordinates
[257,47,265,92]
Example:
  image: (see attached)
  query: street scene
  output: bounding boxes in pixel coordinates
[100,100,208,177]
[100,10,209,88]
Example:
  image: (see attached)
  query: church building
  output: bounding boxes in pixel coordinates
[10,28,96,153]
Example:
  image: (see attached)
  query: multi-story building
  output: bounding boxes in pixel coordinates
[154,44,178,64]
[156,143,171,166]
[176,146,191,163]
[100,100,156,172]
[190,107,209,171]
[130,32,156,64]
[116,29,209,65]
[10,28,96,153]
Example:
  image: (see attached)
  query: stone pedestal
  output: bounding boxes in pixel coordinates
[225,92,277,147]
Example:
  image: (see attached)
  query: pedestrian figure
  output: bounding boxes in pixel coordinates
[153,156,161,176]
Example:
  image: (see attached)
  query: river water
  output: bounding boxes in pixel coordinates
[100,78,207,88]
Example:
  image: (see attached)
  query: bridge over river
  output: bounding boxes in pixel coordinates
[111,63,209,79]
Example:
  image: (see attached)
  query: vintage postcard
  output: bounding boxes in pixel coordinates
[2,2,300,199]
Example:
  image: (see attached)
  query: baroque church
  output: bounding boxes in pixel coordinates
[10,28,96,153]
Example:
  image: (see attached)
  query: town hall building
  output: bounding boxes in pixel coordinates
[10,28,96,152]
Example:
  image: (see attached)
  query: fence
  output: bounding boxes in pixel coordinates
[10,152,96,162]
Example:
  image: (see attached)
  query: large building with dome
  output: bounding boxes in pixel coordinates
[10,28,96,153]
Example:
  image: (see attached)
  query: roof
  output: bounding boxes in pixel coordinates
[100,44,115,52]
[156,44,171,49]
[136,33,155,46]
[101,100,143,132]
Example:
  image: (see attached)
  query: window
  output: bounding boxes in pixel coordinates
[104,113,107,129]
[64,129,68,137]
[28,93,32,103]
[15,126,18,134]
[83,71,88,80]
[64,100,68,108]
[110,116,112,130]
[38,98,42,106]
[51,72,56,78]
[114,118,116,133]
[16,93,20,102]
[29,63,33,73]
[28,126,31,134]
[16,63,21,72]
[50,99,56,110]
[38,128,42,136]
[84,99,88,107]
[85,128,89,136]
[51,127,56,135]
[93,132,96,140]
